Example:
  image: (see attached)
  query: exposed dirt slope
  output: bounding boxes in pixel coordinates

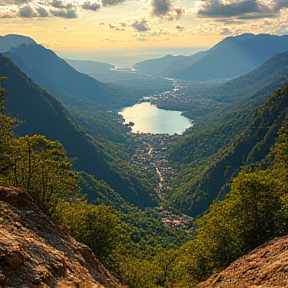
[197,236,288,288]
[0,186,122,288]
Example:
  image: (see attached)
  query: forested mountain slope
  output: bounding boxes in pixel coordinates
[6,43,137,110]
[167,84,288,216]
[203,50,288,103]
[184,50,288,128]
[0,54,156,208]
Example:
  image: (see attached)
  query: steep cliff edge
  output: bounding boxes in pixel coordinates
[0,186,122,288]
[197,236,288,288]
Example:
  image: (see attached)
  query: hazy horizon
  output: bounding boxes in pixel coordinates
[57,46,209,66]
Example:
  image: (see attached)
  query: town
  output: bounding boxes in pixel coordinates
[129,132,192,227]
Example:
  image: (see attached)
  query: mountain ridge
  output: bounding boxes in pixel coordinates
[0,34,36,52]
[134,34,288,81]
[6,43,137,110]
[171,34,288,80]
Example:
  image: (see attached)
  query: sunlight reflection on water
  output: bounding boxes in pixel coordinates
[119,102,192,135]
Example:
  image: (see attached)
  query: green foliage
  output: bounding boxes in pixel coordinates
[6,135,80,213]
[0,79,126,274]
[173,114,288,285]
[177,169,285,283]
[0,77,18,180]
[167,85,288,216]
[3,48,288,288]
[54,199,124,266]
[0,54,157,209]
[118,257,160,288]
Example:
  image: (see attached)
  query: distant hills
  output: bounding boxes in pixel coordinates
[133,52,206,76]
[203,50,288,104]
[0,34,36,52]
[65,59,114,74]
[135,34,288,81]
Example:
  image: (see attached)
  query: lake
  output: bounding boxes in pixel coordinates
[119,102,192,135]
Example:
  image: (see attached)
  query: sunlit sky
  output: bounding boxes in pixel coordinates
[0,0,288,64]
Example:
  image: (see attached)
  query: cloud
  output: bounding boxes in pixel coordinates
[0,0,30,4]
[174,7,185,19]
[36,6,49,17]
[50,0,66,9]
[175,25,185,31]
[274,0,288,12]
[50,8,77,18]
[81,1,100,11]
[0,0,130,19]
[137,36,148,41]
[101,0,122,7]
[15,0,30,4]
[196,0,275,19]
[149,0,171,17]
[132,18,150,31]
[7,0,79,18]
[145,0,187,21]
[219,27,232,35]
[19,5,36,17]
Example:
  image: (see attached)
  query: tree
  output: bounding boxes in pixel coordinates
[7,135,80,214]
[178,169,283,284]
[55,200,123,266]
[0,77,18,179]
[155,248,179,287]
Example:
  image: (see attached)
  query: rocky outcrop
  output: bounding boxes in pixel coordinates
[197,236,288,288]
[0,186,122,288]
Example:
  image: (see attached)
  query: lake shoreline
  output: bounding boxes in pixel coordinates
[118,102,193,135]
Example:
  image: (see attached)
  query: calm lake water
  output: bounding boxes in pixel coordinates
[119,102,192,135]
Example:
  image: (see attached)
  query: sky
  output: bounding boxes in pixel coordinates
[0,0,288,64]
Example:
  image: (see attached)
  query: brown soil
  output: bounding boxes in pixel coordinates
[0,186,123,288]
[197,236,288,288]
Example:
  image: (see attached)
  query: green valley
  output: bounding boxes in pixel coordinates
[1,33,288,288]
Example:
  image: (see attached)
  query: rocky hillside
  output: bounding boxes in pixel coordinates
[0,186,122,288]
[197,236,288,288]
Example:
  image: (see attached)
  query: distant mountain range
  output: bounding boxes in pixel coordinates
[204,50,288,103]
[135,33,288,81]
[133,52,206,76]
[65,59,114,74]
[0,34,36,52]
